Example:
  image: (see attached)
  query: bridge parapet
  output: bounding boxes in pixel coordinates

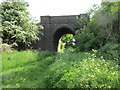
[40,14,88,24]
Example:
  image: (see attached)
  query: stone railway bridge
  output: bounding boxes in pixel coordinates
[33,14,88,52]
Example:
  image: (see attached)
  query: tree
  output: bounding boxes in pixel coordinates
[0,0,40,50]
[74,2,119,60]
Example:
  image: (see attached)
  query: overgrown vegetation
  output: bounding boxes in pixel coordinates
[0,1,40,50]
[1,50,119,88]
[74,2,120,60]
[1,50,55,88]
[0,0,119,89]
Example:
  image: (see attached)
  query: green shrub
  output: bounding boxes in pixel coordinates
[96,43,119,61]
[50,58,119,88]
[45,53,119,88]
[44,52,90,88]
[74,2,119,55]
[75,23,98,52]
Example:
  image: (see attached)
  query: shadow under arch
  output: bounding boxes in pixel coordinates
[53,27,75,52]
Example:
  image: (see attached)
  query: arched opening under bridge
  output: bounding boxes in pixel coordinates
[53,27,75,52]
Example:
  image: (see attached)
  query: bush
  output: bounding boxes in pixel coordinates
[48,57,119,88]
[75,22,98,52]
[96,43,119,61]
[45,52,119,88]
[45,52,90,88]
[74,2,119,55]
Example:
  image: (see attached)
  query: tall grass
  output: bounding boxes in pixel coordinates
[1,50,54,72]
[1,50,55,88]
[1,50,119,88]
[2,50,38,72]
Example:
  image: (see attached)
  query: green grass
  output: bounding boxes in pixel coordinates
[2,50,38,72]
[1,50,119,88]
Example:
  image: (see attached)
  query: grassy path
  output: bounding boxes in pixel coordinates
[2,57,54,88]
[1,50,55,88]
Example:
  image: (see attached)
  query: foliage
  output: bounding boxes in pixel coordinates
[0,24,2,38]
[59,34,75,53]
[75,14,89,30]
[44,52,119,88]
[0,1,40,49]
[1,50,119,88]
[61,34,75,48]
[53,58,119,88]
[96,43,120,61]
[1,2,119,89]
[74,2,119,60]
[75,20,98,52]
[45,52,90,87]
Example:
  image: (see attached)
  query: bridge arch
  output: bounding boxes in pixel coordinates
[33,15,89,52]
[53,27,75,51]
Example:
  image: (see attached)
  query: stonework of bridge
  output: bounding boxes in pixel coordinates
[33,14,88,52]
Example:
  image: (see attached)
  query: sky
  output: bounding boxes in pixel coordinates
[25,0,101,20]
[0,0,102,20]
